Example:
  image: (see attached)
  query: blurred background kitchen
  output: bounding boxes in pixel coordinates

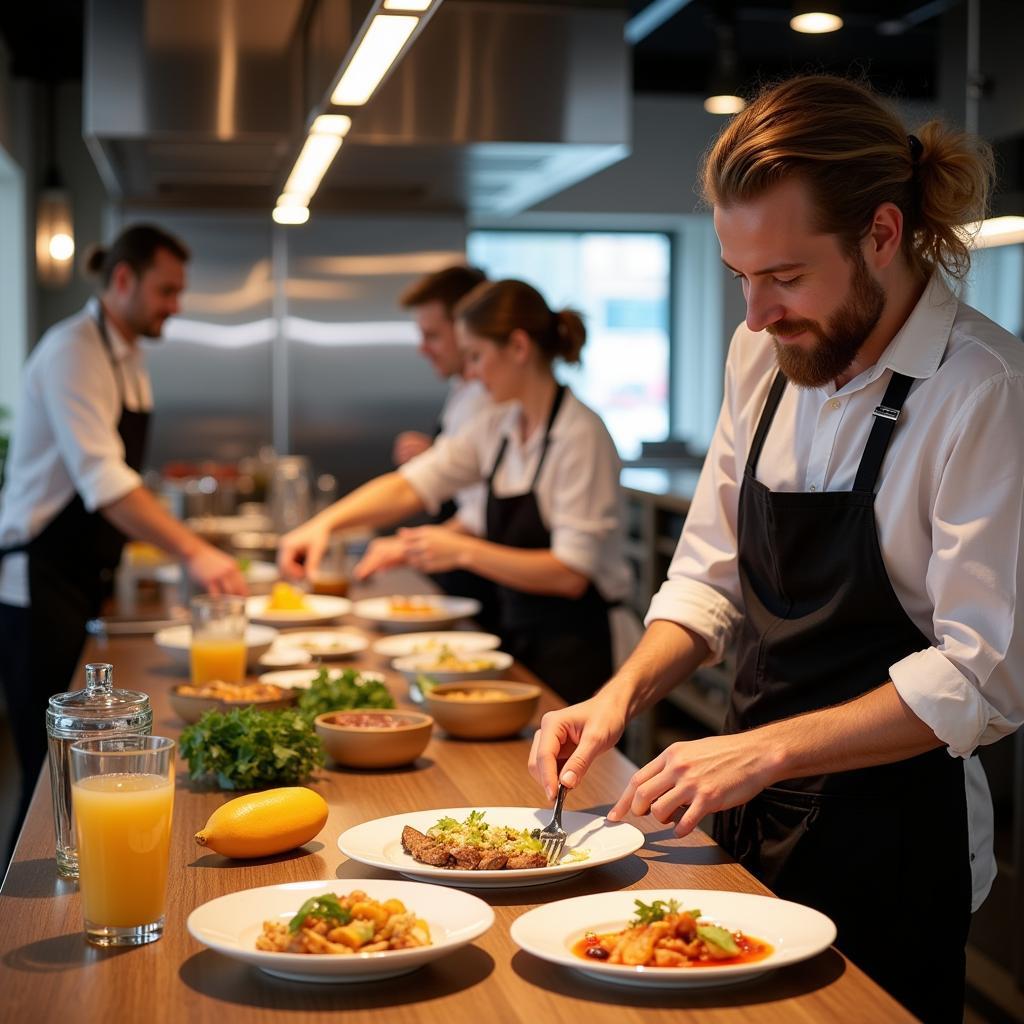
[0,1,1022,1018]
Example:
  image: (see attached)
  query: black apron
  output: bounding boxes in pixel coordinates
[485,386,614,705]
[713,369,971,1024]
[0,306,150,823]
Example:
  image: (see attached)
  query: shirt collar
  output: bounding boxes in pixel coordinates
[872,274,958,381]
[499,388,571,453]
[86,297,135,363]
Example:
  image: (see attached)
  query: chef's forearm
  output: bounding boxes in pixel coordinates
[761,681,944,782]
[314,472,424,535]
[600,619,711,719]
[458,538,588,597]
[101,485,205,559]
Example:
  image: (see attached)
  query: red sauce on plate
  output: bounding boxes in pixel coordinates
[571,930,773,967]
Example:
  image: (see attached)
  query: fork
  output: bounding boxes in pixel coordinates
[531,783,568,864]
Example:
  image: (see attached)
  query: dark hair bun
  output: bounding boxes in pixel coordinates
[552,310,586,364]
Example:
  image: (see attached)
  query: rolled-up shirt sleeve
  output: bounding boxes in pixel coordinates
[38,334,142,512]
[645,328,747,664]
[398,414,486,515]
[544,424,621,579]
[890,375,1024,757]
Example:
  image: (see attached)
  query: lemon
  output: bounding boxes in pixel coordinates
[267,581,308,611]
[194,787,329,859]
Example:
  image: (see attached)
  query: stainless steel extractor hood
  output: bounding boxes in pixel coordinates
[83,0,630,215]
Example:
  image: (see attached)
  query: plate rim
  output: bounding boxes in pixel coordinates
[370,631,502,657]
[154,622,279,650]
[352,595,482,623]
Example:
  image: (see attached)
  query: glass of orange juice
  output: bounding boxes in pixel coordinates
[190,594,247,684]
[70,735,176,946]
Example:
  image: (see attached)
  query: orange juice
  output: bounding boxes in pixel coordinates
[190,636,247,684]
[72,773,174,927]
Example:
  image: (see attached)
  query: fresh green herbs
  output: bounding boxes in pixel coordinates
[296,668,395,721]
[426,810,546,856]
[288,893,351,933]
[630,898,691,927]
[696,923,740,956]
[180,706,325,790]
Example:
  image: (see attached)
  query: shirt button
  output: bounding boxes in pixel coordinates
[809,484,817,492]
[829,399,841,411]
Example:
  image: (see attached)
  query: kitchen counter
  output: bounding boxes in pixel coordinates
[0,573,912,1023]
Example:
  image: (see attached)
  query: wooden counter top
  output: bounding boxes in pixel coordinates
[0,574,913,1023]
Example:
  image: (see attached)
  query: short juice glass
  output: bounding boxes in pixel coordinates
[70,735,176,947]
[190,594,247,684]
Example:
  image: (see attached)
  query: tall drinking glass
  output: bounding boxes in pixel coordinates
[190,594,247,684]
[70,735,175,947]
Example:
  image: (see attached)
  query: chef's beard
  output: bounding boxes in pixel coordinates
[770,249,886,389]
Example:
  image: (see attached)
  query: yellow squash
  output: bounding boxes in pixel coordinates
[195,787,329,859]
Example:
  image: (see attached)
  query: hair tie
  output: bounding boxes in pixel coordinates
[907,134,923,164]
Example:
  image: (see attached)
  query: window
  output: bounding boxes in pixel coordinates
[467,231,672,459]
[964,244,1024,340]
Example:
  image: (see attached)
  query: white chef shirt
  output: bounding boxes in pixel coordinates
[0,298,152,608]
[647,273,1024,911]
[436,376,490,535]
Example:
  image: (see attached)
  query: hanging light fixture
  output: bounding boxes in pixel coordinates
[36,84,74,288]
[704,14,746,116]
[790,1,843,34]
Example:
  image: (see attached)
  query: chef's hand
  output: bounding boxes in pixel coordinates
[278,521,330,580]
[528,694,627,801]
[607,733,778,837]
[353,536,409,580]
[398,525,468,574]
[393,431,432,466]
[187,543,248,596]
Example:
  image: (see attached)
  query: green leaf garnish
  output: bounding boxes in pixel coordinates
[288,894,352,933]
[629,898,682,927]
[697,923,740,956]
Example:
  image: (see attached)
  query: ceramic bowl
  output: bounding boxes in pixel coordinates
[422,681,541,740]
[314,710,434,769]
[169,683,297,724]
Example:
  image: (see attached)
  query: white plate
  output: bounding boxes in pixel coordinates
[154,560,279,586]
[154,623,279,670]
[247,594,352,626]
[510,889,837,989]
[352,595,481,632]
[371,632,501,658]
[187,879,494,983]
[392,651,513,684]
[338,807,645,889]
[260,667,386,691]
[257,646,314,669]
[274,629,369,660]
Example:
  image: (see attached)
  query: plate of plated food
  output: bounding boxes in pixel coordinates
[272,629,369,660]
[352,595,481,632]
[371,631,501,659]
[338,807,645,889]
[247,583,351,627]
[510,889,836,989]
[187,879,494,983]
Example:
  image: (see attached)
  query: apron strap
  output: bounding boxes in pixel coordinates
[746,371,787,475]
[852,371,915,493]
[486,384,567,489]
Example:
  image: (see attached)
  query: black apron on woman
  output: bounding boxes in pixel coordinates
[0,307,150,824]
[485,385,614,705]
[713,369,971,1024]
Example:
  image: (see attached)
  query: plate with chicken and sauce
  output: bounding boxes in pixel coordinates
[338,807,644,889]
[510,889,836,988]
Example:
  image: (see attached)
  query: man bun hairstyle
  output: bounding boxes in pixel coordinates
[455,279,586,365]
[85,223,190,286]
[701,75,995,281]
[399,264,488,316]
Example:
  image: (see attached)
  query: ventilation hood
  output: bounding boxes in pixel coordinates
[83,0,630,215]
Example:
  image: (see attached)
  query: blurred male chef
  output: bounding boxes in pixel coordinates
[0,224,245,829]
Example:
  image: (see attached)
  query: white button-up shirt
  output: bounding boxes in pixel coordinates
[436,376,490,535]
[647,274,1024,910]
[0,299,151,607]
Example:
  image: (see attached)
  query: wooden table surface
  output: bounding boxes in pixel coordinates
[0,574,915,1023]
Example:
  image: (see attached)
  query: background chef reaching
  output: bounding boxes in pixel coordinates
[529,75,1024,1024]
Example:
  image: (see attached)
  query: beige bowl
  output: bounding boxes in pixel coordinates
[314,710,434,769]
[169,684,297,724]
[423,681,542,740]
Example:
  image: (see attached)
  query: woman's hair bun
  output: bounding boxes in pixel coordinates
[552,309,586,364]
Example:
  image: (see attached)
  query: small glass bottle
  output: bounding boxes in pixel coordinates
[45,663,153,878]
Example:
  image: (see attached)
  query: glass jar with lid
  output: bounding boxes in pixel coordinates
[46,662,153,878]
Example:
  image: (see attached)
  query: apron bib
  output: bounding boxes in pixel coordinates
[485,386,613,705]
[713,369,971,1023]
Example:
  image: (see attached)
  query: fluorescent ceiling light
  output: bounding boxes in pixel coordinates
[383,0,432,9]
[704,94,747,115]
[331,15,418,106]
[272,205,310,226]
[311,114,353,136]
[966,215,1024,249]
[282,134,342,203]
[790,12,843,33]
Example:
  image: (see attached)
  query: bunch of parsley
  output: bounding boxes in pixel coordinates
[296,668,395,721]
[180,706,325,790]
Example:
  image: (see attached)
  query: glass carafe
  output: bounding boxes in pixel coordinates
[45,663,153,878]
